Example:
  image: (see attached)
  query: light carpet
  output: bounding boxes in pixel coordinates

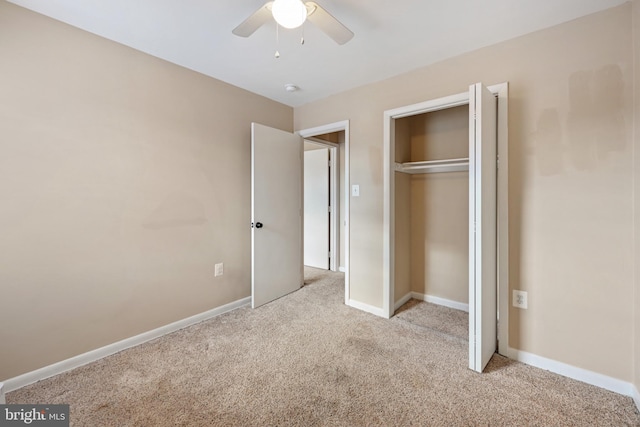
[394,298,468,342]
[8,268,640,426]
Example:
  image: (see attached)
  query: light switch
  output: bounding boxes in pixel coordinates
[215,263,224,277]
[352,185,360,197]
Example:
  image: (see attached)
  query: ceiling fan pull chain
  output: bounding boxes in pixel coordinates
[301,23,305,45]
[275,24,281,58]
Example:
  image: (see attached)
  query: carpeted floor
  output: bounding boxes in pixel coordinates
[8,268,640,426]
[394,298,469,342]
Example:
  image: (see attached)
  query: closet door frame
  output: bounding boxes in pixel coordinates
[382,82,509,358]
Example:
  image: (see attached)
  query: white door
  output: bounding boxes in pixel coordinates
[468,83,498,372]
[304,148,330,269]
[251,123,303,308]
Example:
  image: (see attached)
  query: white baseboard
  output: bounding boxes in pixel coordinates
[394,292,413,311]
[633,383,640,412]
[3,297,251,394]
[339,266,346,273]
[0,381,5,404]
[347,299,386,318]
[406,292,469,313]
[508,347,635,398]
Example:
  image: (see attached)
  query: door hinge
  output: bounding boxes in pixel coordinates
[328,205,332,213]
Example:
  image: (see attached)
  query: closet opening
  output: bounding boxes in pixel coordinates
[394,104,470,316]
[383,83,509,373]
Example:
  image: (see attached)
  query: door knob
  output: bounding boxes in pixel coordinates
[255,222,263,229]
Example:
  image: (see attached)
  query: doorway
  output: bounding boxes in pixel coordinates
[303,139,342,271]
[299,121,350,304]
[304,142,330,270]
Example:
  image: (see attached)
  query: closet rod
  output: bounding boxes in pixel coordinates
[395,158,469,174]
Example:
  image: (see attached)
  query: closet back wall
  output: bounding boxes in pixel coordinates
[394,106,470,306]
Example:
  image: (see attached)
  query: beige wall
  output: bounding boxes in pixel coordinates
[394,118,412,302]
[410,172,468,303]
[633,0,640,398]
[0,2,292,380]
[409,108,469,303]
[295,4,635,381]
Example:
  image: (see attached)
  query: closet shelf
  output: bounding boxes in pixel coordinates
[395,158,469,174]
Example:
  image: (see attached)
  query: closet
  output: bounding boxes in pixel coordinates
[383,82,508,373]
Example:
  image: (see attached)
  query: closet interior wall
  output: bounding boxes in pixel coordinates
[394,105,470,309]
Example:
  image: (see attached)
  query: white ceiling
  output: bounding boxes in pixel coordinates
[8,0,627,107]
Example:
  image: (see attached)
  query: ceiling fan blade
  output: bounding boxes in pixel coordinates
[305,1,354,45]
[232,1,274,37]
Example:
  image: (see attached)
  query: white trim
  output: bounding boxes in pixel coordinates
[3,297,250,393]
[384,92,470,119]
[328,145,339,271]
[0,382,5,404]
[339,266,346,273]
[347,299,386,318]
[298,120,350,306]
[413,292,470,313]
[394,292,469,312]
[508,347,636,397]
[382,109,395,318]
[394,292,414,311]
[298,121,349,138]
[633,384,640,412]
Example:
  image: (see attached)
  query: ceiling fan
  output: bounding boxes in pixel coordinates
[232,0,354,45]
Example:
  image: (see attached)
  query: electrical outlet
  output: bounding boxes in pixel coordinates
[512,290,528,309]
[215,263,224,277]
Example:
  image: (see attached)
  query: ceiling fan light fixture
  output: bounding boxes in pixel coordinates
[272,0,307,29]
